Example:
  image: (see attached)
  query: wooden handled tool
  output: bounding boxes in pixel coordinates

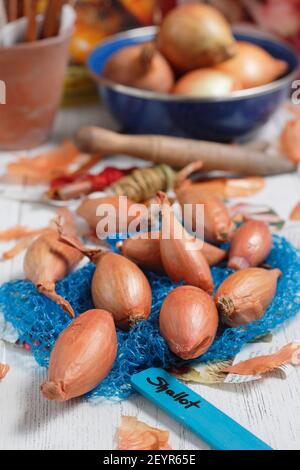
[42,0,65,39]
[76,127,296,176]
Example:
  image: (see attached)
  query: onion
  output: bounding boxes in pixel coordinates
[158,192,214,294]
[216,41,288,89]
[157,4,236,72]
[228,220,272,270]
[24,209,83,318]
[118,232,226,271]
[59,234,152,330]
[41,309,117,401]
[160,286,218,360]
[173,69,241,97]
[102,43,175,93]
[118,232,163,273]
[76,195,145,238]
[215,267,282,327]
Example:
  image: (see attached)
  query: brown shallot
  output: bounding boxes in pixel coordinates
[24,209,83,318]
[228,220,272,270]
[103,43,174,93]
[157,192,214,294]
[158,4,236,72]
[174,162,234,243]
[41,309,117,401]
[224,342,300,376]
[215,267,282,327]
[119,233,226,271]
[160,286,218,360]
[76,195,145,237]
[118,232,163,273]
[58,234,152,330]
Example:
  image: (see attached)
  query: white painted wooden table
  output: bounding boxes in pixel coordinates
[0,105,300,450]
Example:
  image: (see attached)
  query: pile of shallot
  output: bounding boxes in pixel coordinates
[37,158,282,402]
[102,3,288,98]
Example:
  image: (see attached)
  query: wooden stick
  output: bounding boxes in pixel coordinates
[42,0,64,39]
[23,0,38,42]
[0,0,7,29]
[6,0,18,21]
[75,126,296,176]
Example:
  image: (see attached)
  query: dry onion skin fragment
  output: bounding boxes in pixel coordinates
[224,343,300,376]
[228,220,272,270]
[158,192,214,294]
[160,286,218,360]
[58,233,152,330]
[215,267,282,327]
[41,309,117,401]
[290,202,300,221]
[0,364,9,380]
[23,209,83,318]
[117,416,171,450]
[280,118,300,164]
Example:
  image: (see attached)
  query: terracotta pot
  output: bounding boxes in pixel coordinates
[0,32,72,150]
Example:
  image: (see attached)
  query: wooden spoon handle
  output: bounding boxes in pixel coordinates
[75,126,296,176]
[42,0,64,39]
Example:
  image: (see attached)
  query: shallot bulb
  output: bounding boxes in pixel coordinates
[215,267,282,327]
[76,195,145,237]
[160,286,218,360]
[228,220,272,270]
[118,232,226,271]
[157,192,214,294]
[24,209,83,318]
[102,43,175,93]
[216,42,288,89]
[158,4,236,72]
[59,234,152,330]
[174,163,234,244]
[173,69,241,97]
[118,232,163,273]
[41,309,117,401]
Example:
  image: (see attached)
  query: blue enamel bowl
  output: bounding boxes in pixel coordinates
[88,26,298,142]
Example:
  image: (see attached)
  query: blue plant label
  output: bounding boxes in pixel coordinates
[131,368,273,451]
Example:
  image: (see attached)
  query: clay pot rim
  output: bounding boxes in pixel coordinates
[0,29,73,53]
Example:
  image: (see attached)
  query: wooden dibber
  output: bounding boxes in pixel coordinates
[76,127,295,176]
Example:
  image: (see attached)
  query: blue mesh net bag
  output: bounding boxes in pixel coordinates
[0,234,299,401]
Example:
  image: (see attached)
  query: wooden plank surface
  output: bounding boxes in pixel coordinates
[0,106,299,450]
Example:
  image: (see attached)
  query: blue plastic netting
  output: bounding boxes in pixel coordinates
[0,234,299,400]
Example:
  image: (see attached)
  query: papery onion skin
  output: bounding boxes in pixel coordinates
[158,193,214,294]
[176,186,234,244]
[103,44,175,93]
[158,4,236,72]
[160,286,218,360]
[118,232,163,272]
[92,252,152,330]
[290,202,300,221]
[41,309,117,401]
[76,195,142,236]
[228,220,272,270]
[215,268,282,327]
[173,69,241,97]
[216,41,288,89]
